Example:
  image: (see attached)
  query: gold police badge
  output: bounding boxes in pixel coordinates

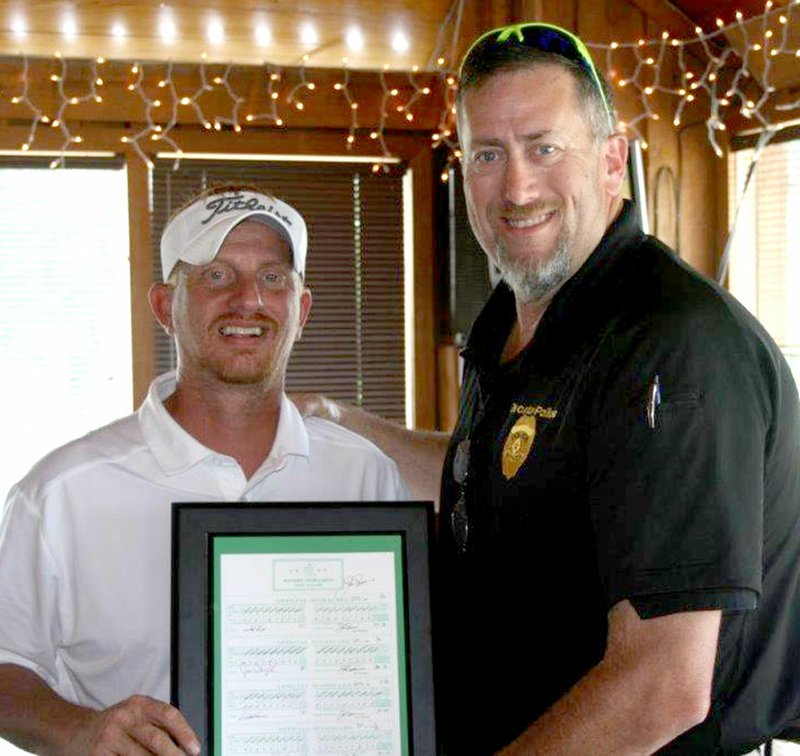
[502,415,537,480]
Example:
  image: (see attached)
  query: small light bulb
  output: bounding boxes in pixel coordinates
[295,102,304,111]
[370,131,378,139]
[301,24,318,46]
[391,31,410,53]
[11,15,26,36]
[62,17,77,37]
[207,20,224,46]
[255,25,271,47]
[159,15,177,42]
[346,27,364,52]
[180,97,191,105]
[111,22,126,39]
[275,118,284,126]
[347,135,355,144]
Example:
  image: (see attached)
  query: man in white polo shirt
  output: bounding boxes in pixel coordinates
[0,184,409,755]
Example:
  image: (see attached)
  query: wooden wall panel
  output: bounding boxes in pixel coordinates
[678,123,719,278]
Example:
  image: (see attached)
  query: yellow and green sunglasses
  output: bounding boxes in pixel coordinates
[459,22,614,124]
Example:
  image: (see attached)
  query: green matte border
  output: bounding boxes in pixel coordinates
[212,533,408,755]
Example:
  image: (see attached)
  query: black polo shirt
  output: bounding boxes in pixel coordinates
[435,201,800,755]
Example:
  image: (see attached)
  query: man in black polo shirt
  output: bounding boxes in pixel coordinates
[297,22,800,755]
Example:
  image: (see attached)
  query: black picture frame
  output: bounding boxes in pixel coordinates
[171,501,436,755]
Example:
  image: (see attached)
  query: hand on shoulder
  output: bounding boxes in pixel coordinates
[290,392,343,423]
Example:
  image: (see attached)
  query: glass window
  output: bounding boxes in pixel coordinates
[0,162,131,504]
[728,137,800,387]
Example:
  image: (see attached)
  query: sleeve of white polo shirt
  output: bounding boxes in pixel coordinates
[383,458,412,501]
[0,484,62,687]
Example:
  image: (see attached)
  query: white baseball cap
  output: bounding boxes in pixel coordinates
[160,189,308,281]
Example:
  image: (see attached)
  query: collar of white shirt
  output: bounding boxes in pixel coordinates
[138,371,310,477]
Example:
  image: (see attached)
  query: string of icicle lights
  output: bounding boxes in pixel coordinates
[2,0,798,172]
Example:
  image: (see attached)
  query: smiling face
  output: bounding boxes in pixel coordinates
[458,64,627,305]
[150,219,312,393]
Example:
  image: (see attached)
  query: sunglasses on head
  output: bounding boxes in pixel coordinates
[459,22,614,124]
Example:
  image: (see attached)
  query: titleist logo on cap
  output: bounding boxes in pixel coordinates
[201,192,294,228]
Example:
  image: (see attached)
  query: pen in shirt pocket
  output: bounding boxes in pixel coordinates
[646,374,661,429]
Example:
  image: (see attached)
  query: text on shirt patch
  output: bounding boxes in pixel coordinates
[509,402,558,420]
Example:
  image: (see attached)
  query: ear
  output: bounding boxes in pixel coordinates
[601,134,629,198]
[148,282,175,335]
[295,287,313,340]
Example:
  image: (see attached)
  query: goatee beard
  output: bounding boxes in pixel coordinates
[495,232,571,304]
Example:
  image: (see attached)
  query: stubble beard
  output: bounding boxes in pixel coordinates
[187,315,296,393]
[210,331,294,392]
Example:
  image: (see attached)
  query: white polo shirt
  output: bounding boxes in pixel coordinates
[0,372,409,709]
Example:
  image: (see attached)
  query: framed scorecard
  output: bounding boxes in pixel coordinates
[171,502,436,755]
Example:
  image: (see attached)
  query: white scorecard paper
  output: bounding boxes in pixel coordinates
[218,547,405,755]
